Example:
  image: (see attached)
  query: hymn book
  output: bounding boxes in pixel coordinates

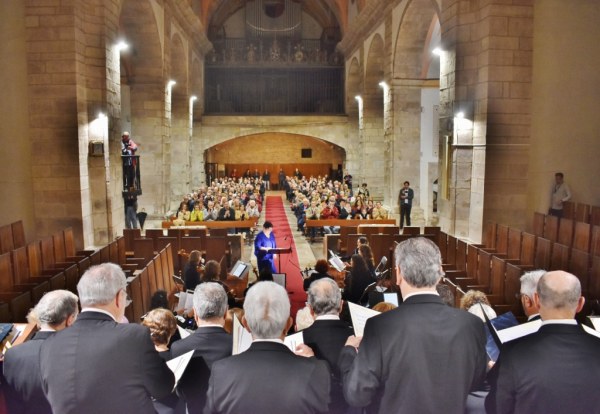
[166,350,195,390]
[348,302,380,337]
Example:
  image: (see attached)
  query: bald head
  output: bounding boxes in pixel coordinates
[535,271,584,319]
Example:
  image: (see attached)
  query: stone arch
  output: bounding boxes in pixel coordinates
[170,32,188,101]
[364,34,384,116]
[346,57,362,117]
[204,133,346,178]
[190,55,203,117]
[119,0,163,85]
[393,0,440,79]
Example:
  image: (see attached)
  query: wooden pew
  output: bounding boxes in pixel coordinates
[575,203,591,224]
[550,243,570,271]
[306,219,396,228]
[0,224,15,254]
[543,215,559,242]
[9,248,50,303]
[123,228,141,252]
[561,201,576,220]
[532,212,545,237]
[591,206,600,227]
[573,222,592,253]
[534,237,551,270]
[11,221,26,250]
[162,219,258,229]
[504,263,525,317]
[506,227,522,261]
[569,249,590,293]
[557,218,574,247]
[402,226,421,235]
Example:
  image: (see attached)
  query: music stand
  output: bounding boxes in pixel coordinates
[270,247,292,273]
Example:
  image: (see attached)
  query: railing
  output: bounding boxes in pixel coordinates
[121,155,141,195]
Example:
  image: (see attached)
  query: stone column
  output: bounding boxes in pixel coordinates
[439,0,533,242]
[391,81,424,223]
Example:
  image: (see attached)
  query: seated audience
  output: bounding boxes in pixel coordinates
[302,278,354,414]
[485,271,600,414]
[371,201,388,219]
[142,308,183,414]
[173,202,190,226]
[303,259,334,291]
[321,198,340,234]
[39,263,175,414]
[3,290,79,414]
[170,283,232,414]
[460,290,497,322]
[202,200,218,221]
[189,202,204,222]
[204,282,330,414]
[339,237,486,413]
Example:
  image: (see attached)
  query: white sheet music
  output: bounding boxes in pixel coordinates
[166,350,194,389]
[283,331,304,352]
[348,302,380,337]
[232,315,252,355]
[496,319,542,343]
[583,324,600,339]
[177,325,191,339]
[588,316,600,331]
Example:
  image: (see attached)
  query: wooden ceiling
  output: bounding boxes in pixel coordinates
[197,0,351,34]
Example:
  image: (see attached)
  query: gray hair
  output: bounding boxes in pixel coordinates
[307,278,341,316]
[537,271,581,311]
[394,237,444,288]
[77,263,126,307]
[193,282,228,320]
[29,290,78,327]
[243,281,290,339]
[520,269,546,297]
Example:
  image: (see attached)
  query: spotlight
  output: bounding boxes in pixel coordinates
[432,47,442,56]
[456,112,464,119]
[168,80,177,88]
[378,81,388,89]
[355,95,362,101]
[116,41,129,52]
[190,95,197,101]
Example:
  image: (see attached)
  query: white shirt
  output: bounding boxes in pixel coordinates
[315,315,340,321]
[403,291,439,301]
[81,307,117,321]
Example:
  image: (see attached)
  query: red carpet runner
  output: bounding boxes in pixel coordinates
[264,196,306,319]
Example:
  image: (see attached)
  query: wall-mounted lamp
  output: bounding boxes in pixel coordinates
[168,80,177,89]
[116,41,129,52]
[355,95,362,102]
[378,81,388,89]
[455,112,464,119]
[97,112,107,119]
[432,47,442,56]
[190,95,197,102]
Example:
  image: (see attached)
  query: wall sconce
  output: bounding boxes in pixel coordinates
[168,80,177,89]
[432,47,442,56]
[378,81,388,90]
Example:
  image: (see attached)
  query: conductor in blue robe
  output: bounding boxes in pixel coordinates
[254,221,277,273]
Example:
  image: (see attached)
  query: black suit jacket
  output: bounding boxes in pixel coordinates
[204,341,330,414]
[3,331,54,414]
[39,311,174,414]
[339,294,486,414]
[170,326,232,414]
[302,319,354,414]
[485,323,600,414]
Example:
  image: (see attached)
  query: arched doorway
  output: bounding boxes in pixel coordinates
[204,133,346,186]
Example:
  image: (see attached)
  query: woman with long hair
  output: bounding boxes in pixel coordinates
[343,254,376,305]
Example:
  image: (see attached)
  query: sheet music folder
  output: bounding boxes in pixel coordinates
[269,247,292,254]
